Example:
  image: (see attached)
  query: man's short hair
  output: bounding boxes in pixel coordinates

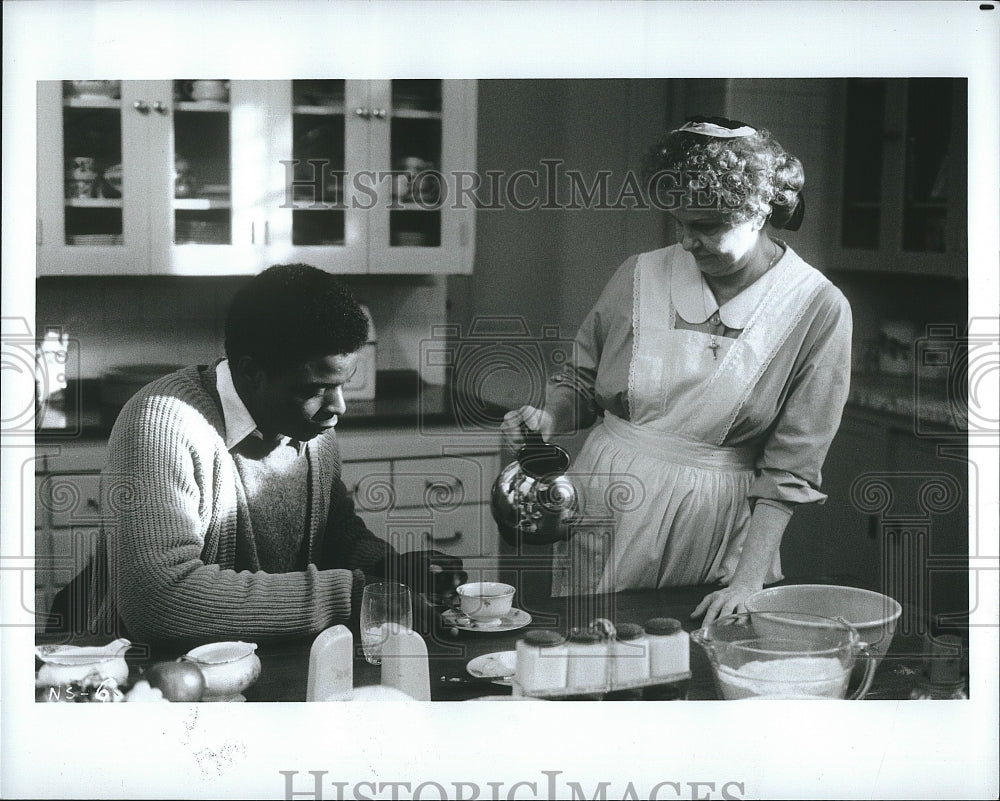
[224,263,369,373]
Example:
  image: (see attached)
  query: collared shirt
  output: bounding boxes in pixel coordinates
[670,241,785,331]
[216,359,262,450]
[216,359,303,454]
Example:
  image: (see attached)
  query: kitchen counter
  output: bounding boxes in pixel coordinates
[36,370,508,441]
[847,371,958,428]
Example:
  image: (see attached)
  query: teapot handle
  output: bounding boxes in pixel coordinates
[519,421,545,447]
[846,641,877,700]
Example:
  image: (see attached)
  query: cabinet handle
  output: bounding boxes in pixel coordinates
[264,220,270,246]
[151,101,168,114]
[133,100,150,114]
[431,530,463,545]
[37,219,43,246]
[354,107,372,119]
[372,108,387,119]
[426,478,463,489]
[250,222,255,245]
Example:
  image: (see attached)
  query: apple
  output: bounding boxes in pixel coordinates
[144,660,206,702]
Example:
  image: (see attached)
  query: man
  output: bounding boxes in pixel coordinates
[81,263,462,646]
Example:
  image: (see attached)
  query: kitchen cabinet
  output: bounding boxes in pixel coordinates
[36,79,477,277]
[338,428,502,583]
[833,78,967,277]
[781,405,969,634]
[34,442,107,632]
[33,427,501,630]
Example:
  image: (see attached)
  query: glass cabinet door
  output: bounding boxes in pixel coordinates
[166,79,270,275]
[171,79,234,247]
[369,79,476,274]
[37,80,150,275]
[263,79,369,273]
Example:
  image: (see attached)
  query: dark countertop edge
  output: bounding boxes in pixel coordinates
[36,371,510,441]
[36,370,962,442]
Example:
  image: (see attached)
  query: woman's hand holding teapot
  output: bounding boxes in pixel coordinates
[501,405,555,451]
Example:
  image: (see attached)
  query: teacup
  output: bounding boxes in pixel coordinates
[456,582,516,626]
[70,80,119,99]
[66,179,95,199]
[69,156,96,176]
[189,80,229,102]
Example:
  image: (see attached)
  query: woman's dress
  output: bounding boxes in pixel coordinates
[546,243,853,596]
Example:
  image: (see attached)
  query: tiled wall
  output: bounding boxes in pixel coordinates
[35,274,448,383]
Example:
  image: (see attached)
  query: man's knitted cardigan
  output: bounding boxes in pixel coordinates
[87,363,392,645]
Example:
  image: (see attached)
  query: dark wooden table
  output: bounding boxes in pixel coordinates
[239,584,928,702]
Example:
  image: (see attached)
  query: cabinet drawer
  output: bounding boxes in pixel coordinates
[341,460,393,512]
[391,455,496,509]
[40,473,104,528]
[363,503,498,570]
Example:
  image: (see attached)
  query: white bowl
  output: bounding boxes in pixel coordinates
[35,638,132,686]
[184,641,261,701]
[745,584,902,664]
[456,582,516,625]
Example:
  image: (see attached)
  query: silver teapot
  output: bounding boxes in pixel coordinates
[490,428,580,545]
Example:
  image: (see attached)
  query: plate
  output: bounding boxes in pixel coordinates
[441,607,532,633]
[467,651,517,686]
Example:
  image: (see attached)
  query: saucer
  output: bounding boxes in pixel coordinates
[442,607,531,633]
[466,651,517,686]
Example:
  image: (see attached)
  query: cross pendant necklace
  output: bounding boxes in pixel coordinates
[708,312,722,359]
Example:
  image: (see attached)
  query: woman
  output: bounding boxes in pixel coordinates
[501,116,853,624]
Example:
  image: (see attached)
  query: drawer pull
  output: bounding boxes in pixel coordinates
[426,478,463,489]
[431,530,463,545]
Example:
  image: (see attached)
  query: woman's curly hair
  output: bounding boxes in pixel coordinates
[645,117,805,229]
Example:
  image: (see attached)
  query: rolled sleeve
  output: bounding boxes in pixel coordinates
[748,285,853,508]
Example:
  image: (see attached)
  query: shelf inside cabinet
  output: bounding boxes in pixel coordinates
[173,198,232,211]
[392,108,443,121]
[64,97,121,110]
[174,100,230,113]
[65,198,123,209]
[293,104,346,116]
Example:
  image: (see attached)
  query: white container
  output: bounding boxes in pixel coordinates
[612,623,650,684]
[516,630,568,693]
[644,618,690,677]
[566,630,609,689]
[184,641,261,701]
[306,625,353,701]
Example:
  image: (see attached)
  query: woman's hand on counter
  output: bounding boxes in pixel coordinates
[691,583,762,625]
[501,405,555,449]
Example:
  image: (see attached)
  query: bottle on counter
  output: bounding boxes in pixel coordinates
[515,630,568,694]
[644,617,690,678]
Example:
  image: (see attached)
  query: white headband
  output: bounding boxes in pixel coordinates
[674,120,757,138]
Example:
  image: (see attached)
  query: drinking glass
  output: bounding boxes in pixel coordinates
[360,582,413,665]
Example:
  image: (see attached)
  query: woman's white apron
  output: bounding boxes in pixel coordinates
[552,246,827,596]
